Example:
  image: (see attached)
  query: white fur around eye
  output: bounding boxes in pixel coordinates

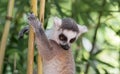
[63,30,77,42]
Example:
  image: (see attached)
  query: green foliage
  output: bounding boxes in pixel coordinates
[0,0,120,74]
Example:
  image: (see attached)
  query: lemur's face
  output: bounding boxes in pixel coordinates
[53,17,88,50]
[58,29,78,50]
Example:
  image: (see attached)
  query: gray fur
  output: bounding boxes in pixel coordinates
[61,18,79,32]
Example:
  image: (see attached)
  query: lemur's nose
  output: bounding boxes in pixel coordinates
[60,44,70,50]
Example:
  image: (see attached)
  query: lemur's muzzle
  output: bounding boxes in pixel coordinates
[60,44,70,50]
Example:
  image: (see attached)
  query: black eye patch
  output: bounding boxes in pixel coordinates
[59,34,67,41]
[70,37,76,43]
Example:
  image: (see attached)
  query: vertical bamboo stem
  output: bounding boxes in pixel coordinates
[0,0,15,74]
[27,0,37,74]
[39,0,45,26]
[38,0,46,74]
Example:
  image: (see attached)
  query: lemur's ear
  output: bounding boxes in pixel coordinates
[53,17,62,29]
[78,24,88,35]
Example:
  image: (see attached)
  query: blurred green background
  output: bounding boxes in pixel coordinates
[0,0,120,74]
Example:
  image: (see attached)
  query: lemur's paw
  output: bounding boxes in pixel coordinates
[28,13,41,30]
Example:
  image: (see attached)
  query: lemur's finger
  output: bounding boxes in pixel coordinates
[28,13,41,30]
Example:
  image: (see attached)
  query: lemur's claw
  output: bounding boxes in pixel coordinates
[28,13,36,20]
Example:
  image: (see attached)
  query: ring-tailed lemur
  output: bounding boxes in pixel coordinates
[19,13,88,74]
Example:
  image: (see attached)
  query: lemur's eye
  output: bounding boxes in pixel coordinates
[70,37,76,43]
[59,34,67,41]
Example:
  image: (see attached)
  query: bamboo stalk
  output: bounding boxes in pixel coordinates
[39,0,45,26]
[0,0,15,74]
[37,0,46,74]
[27,0,37,74]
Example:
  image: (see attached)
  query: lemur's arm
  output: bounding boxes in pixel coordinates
[28,14,53,60]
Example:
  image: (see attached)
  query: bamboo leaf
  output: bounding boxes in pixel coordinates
[88,60,100,74]
[93,49,103,56]
[102,68,109,74]
[96,59,115,68]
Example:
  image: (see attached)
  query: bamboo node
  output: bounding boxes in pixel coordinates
[6,16,13,21]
